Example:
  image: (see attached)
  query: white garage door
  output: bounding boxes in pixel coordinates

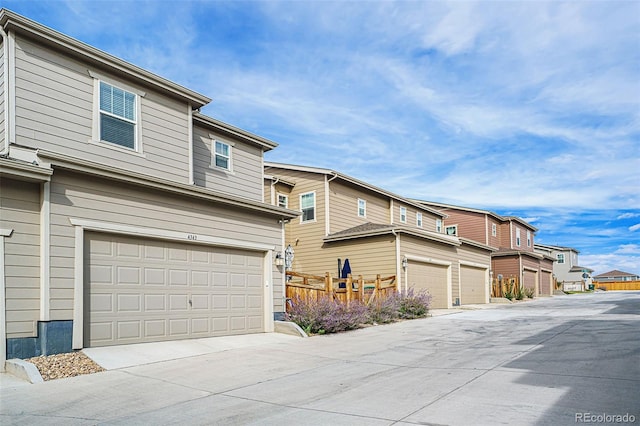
[407,261,449,309]
[460,265,487,305]
[84,232,264,347]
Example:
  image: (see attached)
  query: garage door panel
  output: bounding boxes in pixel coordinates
[90,293,113,313]
[117,294,141,312]
[118,321,141,340]
[117,242,140,258]
[144,294,166,311]
[117,267,140,285]
[85,233,265,347]
[169,269,189,286]
[460,266,487,305]
[145,320,165,337]
[144,245,165,260]
[407,261,449,309]
[90,265,112,284]
[192,271,209,286]
[169,319,188,336]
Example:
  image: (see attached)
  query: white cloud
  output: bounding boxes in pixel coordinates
[629,224,640,232]
[618,213,640,220]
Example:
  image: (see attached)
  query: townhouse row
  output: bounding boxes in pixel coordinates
[0,10,584,367]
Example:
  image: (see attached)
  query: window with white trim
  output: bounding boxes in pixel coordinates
[416,212,423,228]
[516,228,521,247]
[277,194,288,209]
[300,192,316,222]
[445,225,457,236]
[491,223,497,237]
[436,219,442,233]
[213,140,232,171]
[358,199,366,217]
[400,207,407,223]
[527,230,531,247]
[557,253,565,264]
[99,81,137,150]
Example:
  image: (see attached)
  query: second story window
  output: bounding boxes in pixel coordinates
[400,207,407,223]
[436,219,442,233]
[557,253,565,264]
[527,230,531,247]
[358,199,366,217]
[99,81,137,149]
[277,194,288,209]
[445,225,457,236]
[491,223,497,237]
[214,141,232,171]
[416,212,423,228]
[300,192,315,222]
[516,228,521,247]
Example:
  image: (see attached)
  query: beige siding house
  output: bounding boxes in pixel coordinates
[264,163,495,310]
[0,9,297,368]
[417,201,555,297]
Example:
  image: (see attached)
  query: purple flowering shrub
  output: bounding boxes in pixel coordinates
[286,296,368,334]
[286,287,432,334]
[397,288,432,319]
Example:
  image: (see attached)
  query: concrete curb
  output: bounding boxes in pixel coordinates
[274,321,308,338]
[4,359,43,384]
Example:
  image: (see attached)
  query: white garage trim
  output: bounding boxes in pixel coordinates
[69,218,276,252]
[403,254,452,309]
[70,218,275,349]
[0,228,14,371]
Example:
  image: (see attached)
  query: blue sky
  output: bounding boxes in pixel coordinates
[5,0,639,276]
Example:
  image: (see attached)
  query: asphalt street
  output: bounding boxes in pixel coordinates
[1,292,638,425]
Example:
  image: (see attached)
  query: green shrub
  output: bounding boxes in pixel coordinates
[515,285,525,300]
[503,281,514,301]
[524,287,535,298]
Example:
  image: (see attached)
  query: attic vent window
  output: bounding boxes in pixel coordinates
[99,81,137,149]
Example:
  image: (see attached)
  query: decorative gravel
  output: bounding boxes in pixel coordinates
[25,351,106,381]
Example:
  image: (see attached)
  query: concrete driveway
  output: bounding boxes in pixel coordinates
[1,292,638,425]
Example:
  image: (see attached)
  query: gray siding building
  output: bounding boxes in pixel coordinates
[0,9,296,368]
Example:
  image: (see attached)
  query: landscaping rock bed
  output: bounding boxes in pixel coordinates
[25,351,105,381]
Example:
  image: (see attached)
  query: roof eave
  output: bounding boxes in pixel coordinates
[35,150,299,219]
[193,113,278,151]
[0,9,211,108]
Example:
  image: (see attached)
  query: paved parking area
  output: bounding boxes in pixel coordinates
[1,292,638,425]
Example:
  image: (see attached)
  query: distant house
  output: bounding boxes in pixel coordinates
[534,244,593,291]
[593,270,640,282]
[264,163,495,309]
[416,201,555,297]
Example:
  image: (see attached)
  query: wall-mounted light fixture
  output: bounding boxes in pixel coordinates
[402,257,408,269]
[274,252,284,266]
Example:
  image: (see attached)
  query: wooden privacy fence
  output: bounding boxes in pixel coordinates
[285,271,397,310]
[491,276,519,298]
[594,280,640,291]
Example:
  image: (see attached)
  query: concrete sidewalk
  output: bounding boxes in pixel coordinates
[0,301,509,385]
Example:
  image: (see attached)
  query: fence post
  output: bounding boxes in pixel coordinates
[325,272,332,299]
[346,274,353,305]
[358,275,364,303]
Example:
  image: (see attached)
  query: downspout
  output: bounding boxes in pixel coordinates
[187,107,194,185]
[270,177,280,205]
[1,26,12,155]
[324,173,338,236]
[392,229,403,292]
